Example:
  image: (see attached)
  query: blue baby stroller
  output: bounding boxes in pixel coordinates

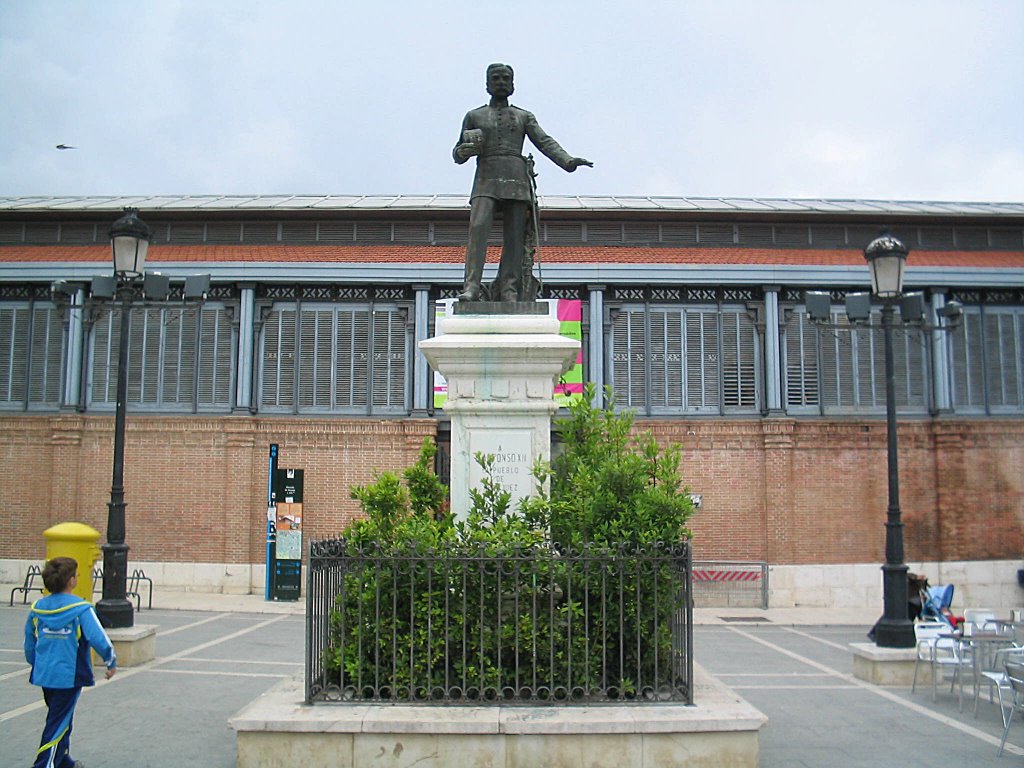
[868,574,949,641]
[920,583,956,626]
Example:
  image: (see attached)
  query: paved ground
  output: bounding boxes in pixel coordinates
[2,588,1022,767]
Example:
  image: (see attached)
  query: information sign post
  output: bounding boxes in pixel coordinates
[265,444,278,601]
[270,466,303,601]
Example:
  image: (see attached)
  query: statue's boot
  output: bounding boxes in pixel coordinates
[458,214,489,303]
[457,284,482,301]
[459,246,486,301]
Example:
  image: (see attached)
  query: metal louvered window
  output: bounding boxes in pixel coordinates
[609,304,760,415]
[88,304,235,412]
[784,309,819,409]
[783,308,930,414]
[0,302,65,410]
[949,306,1024,414]
[259,303,409,415]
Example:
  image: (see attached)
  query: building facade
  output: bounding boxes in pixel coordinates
[1,195,1022,605]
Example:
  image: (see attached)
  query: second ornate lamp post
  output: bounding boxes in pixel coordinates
[863,233,915,649]
[50,209,211,629]
[804,233,960,648]
[94,208,151,629]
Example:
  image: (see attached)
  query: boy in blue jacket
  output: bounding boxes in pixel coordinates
[24,556,117,768]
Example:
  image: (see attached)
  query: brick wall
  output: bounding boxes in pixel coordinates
[2,414,1021,566]
[641,417,1024,565]
[1,415,435,563]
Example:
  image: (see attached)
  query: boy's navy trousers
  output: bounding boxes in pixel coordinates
[33,687,81,768]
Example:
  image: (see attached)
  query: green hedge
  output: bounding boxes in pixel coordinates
[323,387,696,702]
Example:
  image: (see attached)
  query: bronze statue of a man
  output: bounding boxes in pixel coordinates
[454,63,592,302]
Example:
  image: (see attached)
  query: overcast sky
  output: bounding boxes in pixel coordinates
[1,1,1021,203]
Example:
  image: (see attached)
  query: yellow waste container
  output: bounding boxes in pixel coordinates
[42,522,102,602]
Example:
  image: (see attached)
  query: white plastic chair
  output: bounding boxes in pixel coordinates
[963,608,998,632]
[1013,624,1024,647]
[975,646,1024,726]
[912,621,944,693]
[998,661,1024,756]
[912,621,963,702]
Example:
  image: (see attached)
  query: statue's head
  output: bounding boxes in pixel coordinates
[485,63,514,98]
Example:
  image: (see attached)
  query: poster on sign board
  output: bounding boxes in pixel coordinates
[275,501,303,560]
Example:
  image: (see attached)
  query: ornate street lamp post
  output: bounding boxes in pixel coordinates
[49,210,211,629]
[864,232,915,649]
[95,208,151,629]
[804,235,960,648]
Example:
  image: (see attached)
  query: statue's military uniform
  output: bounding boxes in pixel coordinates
[454,104,576,202]
[454,103,576,300]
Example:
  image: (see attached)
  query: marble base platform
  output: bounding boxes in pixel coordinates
[230,664,766,768]
[850,642,923,686]
[92,624,157,667]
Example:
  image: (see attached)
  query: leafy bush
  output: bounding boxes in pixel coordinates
[322,388,696,702]
[526,385,693,547]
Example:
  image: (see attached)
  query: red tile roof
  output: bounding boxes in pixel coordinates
[1,244,1022,268]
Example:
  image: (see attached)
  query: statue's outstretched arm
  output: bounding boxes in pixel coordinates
[524,112,592,172]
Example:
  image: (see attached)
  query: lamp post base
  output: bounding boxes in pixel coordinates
[95,597,134,629]
[96,540,134,629]
[873,617,915,649]
[877,561,914,648]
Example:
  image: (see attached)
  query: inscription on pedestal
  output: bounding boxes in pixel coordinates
[469,429,534,503]
[453,300,548,316]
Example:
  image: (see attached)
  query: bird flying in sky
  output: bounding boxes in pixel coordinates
[55,144,77,150]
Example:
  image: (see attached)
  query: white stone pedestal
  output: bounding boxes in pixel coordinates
[92,624,157,667]
[850,642,922,686]
[418,313,580,519]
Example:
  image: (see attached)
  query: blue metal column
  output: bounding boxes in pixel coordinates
[234,285,255,413]
[930,290,952,412]
[763,286,783,413]
[412,284,431,415]
[61,288,85,410]
[587,284,605,407]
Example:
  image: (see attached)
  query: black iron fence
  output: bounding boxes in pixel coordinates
[306,538,693,705]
